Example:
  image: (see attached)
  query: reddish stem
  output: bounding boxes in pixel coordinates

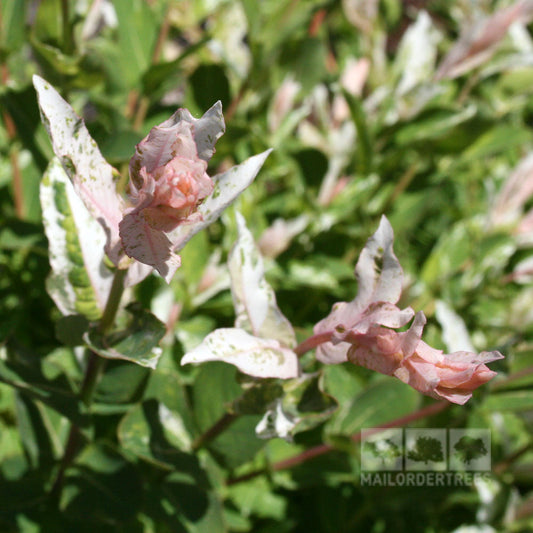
[227,400,449,486]
[294,331,334,356]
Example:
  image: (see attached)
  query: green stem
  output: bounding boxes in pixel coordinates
[226,401,449,486]
[49,268,127,499]
[61,0,73,55]
[99,268,127,334]
[191,331,336,451]
[80,268,127,405]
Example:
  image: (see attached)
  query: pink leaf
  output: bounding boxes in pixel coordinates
[129,101,225,184]
[119,210,181,283]
[314,216,412,363]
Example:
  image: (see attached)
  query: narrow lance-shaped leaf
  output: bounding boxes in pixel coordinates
[228,212,296,347]
[314,216,414,364]
[33,75,125,264]
[354,215,404,309]
[181,328,299,379]
[394,11,441,96]
[40,158,113,320]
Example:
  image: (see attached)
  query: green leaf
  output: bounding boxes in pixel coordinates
[40,159,114,321]
[94,362,150,405]
[118,398,210,490]
[227,477,287,521]
[190,64,231,111]
[14,393,57,469]
[232,380,284,415]
[326,378,419,436]
[395,105,477,145]
[99,130,143,163]
[191,362,265,468]
[255,373,338,440]
[118,369,196,462]
[482,391,533,412]
[61,443,143,525]
[55,315,90,347]
[0,357,89,430]
[30,37,80,76]
[0,0,26,56]
[84,304,165,369]
[113,0,158,88]
[342,89,372,174]
[462,124,533,161]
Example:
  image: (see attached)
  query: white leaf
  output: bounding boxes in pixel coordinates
[395,11,441,95]
[435,300,475,353]
[33,75,125,264]
[255,399,297,441]
[181,328,299,379]
[228,212,296,347]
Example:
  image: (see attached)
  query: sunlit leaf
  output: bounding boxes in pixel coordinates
[40,158,113,320]
[228,212,296,347]
[181,328,299,379]
[33,75,125,264]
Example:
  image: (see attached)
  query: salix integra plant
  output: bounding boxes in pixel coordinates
[34,74,502,449]
[34,75,270,370]
[183,215,503,433]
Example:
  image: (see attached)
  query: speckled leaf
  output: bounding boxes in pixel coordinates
[84,305,165,369]
[33,75,125,264]
[169,150,272,252]
[228,212,296,347]
[119,209,181,283]
[181,328,299,379]
[40,158,113,320]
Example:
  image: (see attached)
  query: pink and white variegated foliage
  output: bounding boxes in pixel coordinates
[314,216,503,404]
[181,212,300,379]
[33,75,271,283]
[182,213,502,404]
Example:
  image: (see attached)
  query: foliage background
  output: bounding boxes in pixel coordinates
[1,0,533,531]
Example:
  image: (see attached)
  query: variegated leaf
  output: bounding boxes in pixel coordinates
[181,328,299,379]
[228,212,296,347]
[33,75,125,264]
[40,158,113,320]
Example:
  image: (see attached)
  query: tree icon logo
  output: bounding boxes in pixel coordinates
[405,429,446,471]
[449,429,491,471]
[361,428,403,471]
[407,436,444,464]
